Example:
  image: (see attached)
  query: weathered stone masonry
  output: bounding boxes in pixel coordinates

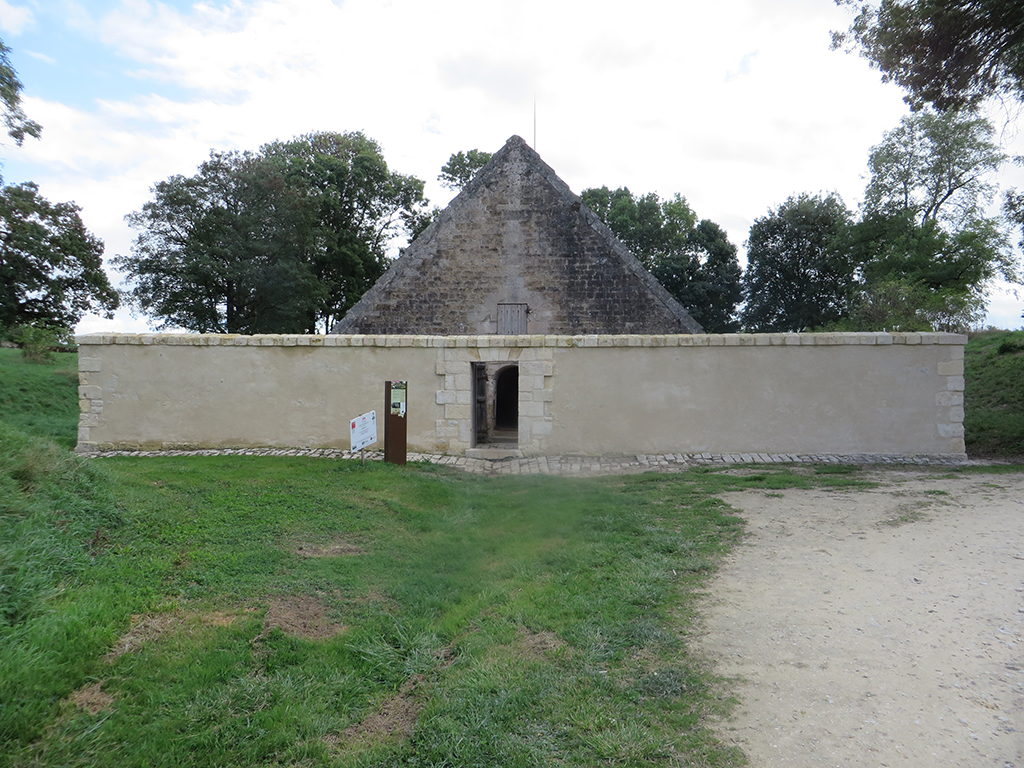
[335,135,703,336]
[77,332,967,461]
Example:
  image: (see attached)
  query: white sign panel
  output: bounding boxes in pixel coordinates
[349,410,377,452]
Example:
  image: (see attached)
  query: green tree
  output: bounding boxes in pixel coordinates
[833,0,1024,111]
[0,182,118,332]
[842,212,1007,330]
[848,109,1017,330]
[116,132,427,334]
[0,39,40,147]
[651,220,743,332]
[740,193,855,332]
[438,149,492,191]
[581,186,743,332]
[864,109,1006,228]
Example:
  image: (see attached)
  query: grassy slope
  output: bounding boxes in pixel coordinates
[964,330,1024,458]
[0,349,80,450]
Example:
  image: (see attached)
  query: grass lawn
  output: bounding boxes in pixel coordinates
[0,349,80,450]
[1,437,880,768]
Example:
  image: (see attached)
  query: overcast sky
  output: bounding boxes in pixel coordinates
[3,0,1023,333]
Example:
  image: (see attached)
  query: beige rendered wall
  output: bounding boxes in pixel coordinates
[77,332,967,459]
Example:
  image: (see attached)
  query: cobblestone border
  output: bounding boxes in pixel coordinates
[80,448,970,477]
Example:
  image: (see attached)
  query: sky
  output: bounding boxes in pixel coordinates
[2,0,1023,334]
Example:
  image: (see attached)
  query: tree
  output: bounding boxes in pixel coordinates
[1006,188,1024,319]
[116,132,427,334]
[438,149,492,191]
[842,212,1007,329]
[651,220,744,332]
[581,186,743,332]
[740,193,855,332]
[833,0,1024,111]
[863,109,1006,228]
[0,182,118,332]
[0,39,40,147]
[850,109,1017,330]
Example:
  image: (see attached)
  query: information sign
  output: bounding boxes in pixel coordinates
[349,410,377,452]
[390,381,407,416]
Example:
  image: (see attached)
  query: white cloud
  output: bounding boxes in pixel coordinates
[0,0,33,35]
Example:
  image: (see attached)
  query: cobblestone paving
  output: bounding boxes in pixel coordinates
[82,448,970,476]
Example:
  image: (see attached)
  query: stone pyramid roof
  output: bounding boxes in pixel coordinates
[334,135,704,335]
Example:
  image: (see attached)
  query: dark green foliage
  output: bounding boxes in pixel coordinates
[834,0,1024,111]
[438,148,492,190]
[0,39,40,147]
[653,219,743,332]
[740,192,855,331]
[0,182,118,332]
[115,132,427,334]
[964,330,1024,456]
[841,212,1008,330]
[581,187,743,331]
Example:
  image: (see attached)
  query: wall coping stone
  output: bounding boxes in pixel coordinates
[76,332,968,348]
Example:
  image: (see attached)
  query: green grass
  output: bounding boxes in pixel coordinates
[964,329,1024,457]
[2,449,775,768]
[0,402,880,768]
[0,348,80,450]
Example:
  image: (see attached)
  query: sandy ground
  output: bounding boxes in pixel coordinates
[695,469,1024,767]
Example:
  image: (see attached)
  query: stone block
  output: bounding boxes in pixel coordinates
[435,390,456,405]
[935,391,964,406]
[521,360,553,376]
[530,419,553,435]
[79,413,100,427]
[946,376,965,391]
[938,423,965,438]
[937,360,964,376]
[948,405,965,423]
[79,385,102,400]
[444,403,471,420]
[79,357,102,372]
[435,419,460,438]
[520,400,546,417]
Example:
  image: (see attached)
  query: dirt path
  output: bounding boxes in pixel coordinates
[695,470,1024,767]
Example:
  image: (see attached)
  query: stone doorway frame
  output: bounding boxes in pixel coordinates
[435,342,554,455]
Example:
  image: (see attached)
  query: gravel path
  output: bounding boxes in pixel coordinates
[695,470,1024,767]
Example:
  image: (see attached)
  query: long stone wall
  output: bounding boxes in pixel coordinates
[76,332,967,460]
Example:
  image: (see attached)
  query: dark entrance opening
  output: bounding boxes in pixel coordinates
[494,366,518,431]
[472,363,519,446]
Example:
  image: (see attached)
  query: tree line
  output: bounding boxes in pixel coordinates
[4,3,1024,341]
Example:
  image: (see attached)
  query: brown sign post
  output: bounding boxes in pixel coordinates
[384,381,407,465]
